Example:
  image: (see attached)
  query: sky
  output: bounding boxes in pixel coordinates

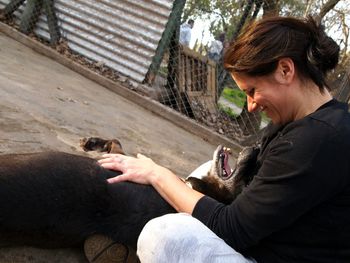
[187,1,349,50]
[189,18,213,48]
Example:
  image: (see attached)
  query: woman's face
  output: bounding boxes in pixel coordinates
[232,73,294,124]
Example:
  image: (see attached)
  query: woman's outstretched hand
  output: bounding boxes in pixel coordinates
[98,153,167,185]
[98,153,204,213]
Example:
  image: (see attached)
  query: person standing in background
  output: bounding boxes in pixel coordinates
[208,33,226,62]
[179,19,194,47]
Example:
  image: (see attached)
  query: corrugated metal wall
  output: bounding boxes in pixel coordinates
[0,0,174,83]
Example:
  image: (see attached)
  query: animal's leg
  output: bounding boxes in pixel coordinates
[80,138,133,262]
[84,234,139,263]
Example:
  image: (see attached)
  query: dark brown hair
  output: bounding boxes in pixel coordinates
[224,16,340,91]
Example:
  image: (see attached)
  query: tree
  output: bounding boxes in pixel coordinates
[183,0,348,69]
[182,0,348,137]
[182,0,247,41]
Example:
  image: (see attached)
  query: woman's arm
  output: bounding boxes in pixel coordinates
[98,153,204,214]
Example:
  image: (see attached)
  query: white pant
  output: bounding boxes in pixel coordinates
[137,213,256,263]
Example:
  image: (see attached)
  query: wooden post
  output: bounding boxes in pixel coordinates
[43,0,60,45]
[19,0,43,34]
[2,0,25,17]
[145,0,186,84]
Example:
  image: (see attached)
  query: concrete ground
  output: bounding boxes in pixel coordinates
[0,31,223,262]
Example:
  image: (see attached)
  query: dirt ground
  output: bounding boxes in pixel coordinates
[0,31,223,262]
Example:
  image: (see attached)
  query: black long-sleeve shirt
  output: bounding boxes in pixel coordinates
[193,99,350,262]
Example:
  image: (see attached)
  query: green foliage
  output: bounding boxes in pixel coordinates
[182,0,309,40]
[218,104,239,118]
[182,0,347,49]
[221,87,246,108]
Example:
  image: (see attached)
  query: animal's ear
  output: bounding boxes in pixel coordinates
[186,176,234,205]
[108,140,125,155]
[79,137,91,151]
[185,177,207,192]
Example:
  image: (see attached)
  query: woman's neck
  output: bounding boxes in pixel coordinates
[294,83,333,121]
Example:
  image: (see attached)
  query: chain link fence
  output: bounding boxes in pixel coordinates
[0,0,349,146]
[149,0,277,145]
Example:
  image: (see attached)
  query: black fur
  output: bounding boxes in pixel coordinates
[0,152,174,249]
[0,138,260,251]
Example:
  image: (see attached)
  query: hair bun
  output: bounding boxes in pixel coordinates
[306,17,340,73]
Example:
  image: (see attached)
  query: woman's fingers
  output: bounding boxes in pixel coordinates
[98,154,124,163]
[107,173,129,184]
[98,154,126,170]
[99,162,120,170]
[98,152,157,185]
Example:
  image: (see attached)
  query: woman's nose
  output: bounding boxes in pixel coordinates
[247,96,258,112]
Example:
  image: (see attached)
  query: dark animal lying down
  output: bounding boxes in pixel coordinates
[0,137,259,250]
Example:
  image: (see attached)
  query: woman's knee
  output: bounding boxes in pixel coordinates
[137,213,201,261]
[137,213,255,263]
[138,213,195,247]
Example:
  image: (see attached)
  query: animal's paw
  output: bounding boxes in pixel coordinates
[84,234,139,263]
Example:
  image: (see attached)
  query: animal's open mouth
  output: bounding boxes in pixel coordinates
[213,145,233,180]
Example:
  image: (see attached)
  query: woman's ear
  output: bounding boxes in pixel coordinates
[274,58,295,84]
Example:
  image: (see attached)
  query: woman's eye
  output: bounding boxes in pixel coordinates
[247,88,255,97]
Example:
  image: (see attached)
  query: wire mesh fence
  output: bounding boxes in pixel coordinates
[0,0,60,44]
[152,0,350,145]
[147,0,276,145]
[0,0,349,146]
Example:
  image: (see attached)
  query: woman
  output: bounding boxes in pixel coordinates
[99,16,350,262]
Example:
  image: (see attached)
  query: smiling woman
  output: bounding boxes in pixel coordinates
[98,15,350,263]
[224,16,339,124]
